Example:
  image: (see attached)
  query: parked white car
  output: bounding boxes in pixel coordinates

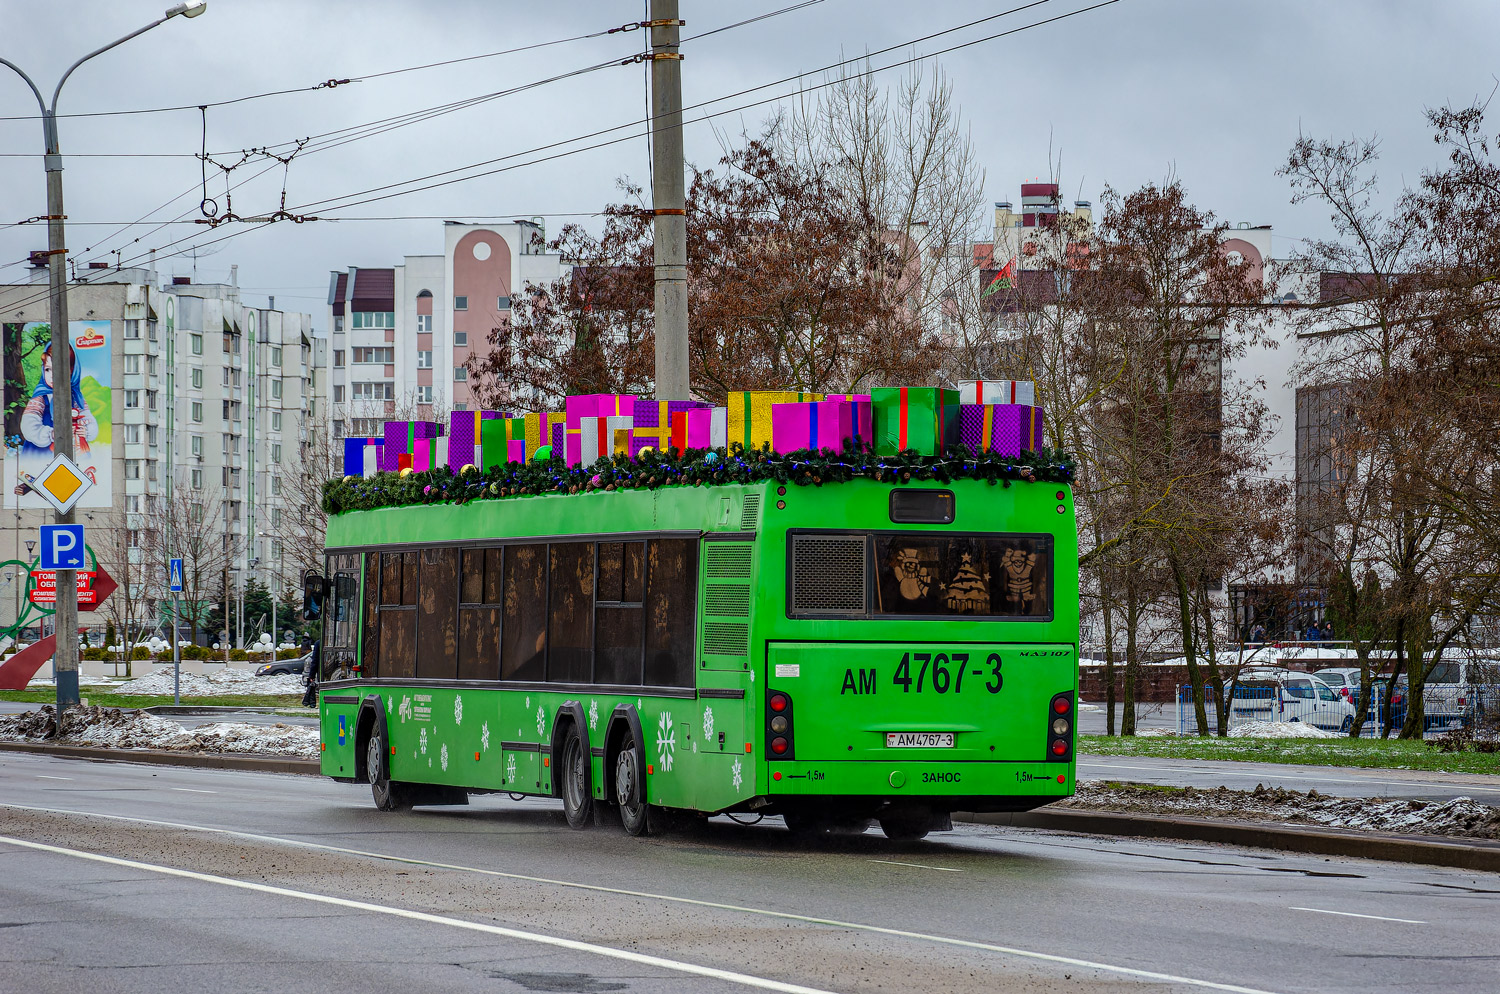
[1231,672,1357,733]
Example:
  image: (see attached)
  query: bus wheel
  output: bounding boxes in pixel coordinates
[366,727,410,812]
[560,724,593,830]
[878,816,930,842]
[614,737,649,836]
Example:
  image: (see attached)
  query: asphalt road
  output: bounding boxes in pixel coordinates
[3,751,1498,994]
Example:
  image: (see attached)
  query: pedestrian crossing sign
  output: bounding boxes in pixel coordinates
[31,452,93,515]
[169,558,184,592]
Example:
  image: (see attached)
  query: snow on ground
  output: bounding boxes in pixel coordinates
[1077,702,1103,712]
[0,706,317,758]
[1135,727,1178,737]
[1066,780,1500,840]
[113,668,303,696]
[1228,721,1337,739]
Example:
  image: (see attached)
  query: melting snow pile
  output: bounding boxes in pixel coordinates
[0,706,317,758]
[1228,721,1337,739]
[114,668,303,697]
[1065,780,1500,840]
[1135,728,1178,738]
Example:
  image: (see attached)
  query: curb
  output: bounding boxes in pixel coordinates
[955,808,1500,873]
[0,740,319,776]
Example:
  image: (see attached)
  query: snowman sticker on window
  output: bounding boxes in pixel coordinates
[890,546,935,602]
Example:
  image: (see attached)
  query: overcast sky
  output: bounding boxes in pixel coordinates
[3,0,1497,324]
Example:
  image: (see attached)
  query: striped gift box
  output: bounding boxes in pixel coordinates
[380,420,442,472]
[727,391,823,453]
[957,403,1045,457]
[959,379,1035,406]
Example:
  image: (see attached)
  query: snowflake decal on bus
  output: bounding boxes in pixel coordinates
[398,696,412,724]
[702,706,715,741]
[481,722,491,752]
[506,753,517,783]
[731,757,743,791]
[656,711,676,772]
[588,699,599,732]
[536,705,546,737]
[440,743,449,772]
[418,727,428,755]
[454,695,464,726]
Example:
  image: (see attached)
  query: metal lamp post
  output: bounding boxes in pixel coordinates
[1,1,208,716]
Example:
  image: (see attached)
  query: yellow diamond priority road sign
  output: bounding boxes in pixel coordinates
[31,452,94,515]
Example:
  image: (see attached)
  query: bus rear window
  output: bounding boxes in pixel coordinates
[873,534,1052,619]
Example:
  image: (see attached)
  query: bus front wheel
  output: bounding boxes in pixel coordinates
[366,726,410,812]
[560,724,593,830]
[614,737,649,836]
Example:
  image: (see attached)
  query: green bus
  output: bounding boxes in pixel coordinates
[313,476,1078,840]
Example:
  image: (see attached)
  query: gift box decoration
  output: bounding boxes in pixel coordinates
[631,398,710,453]
[447,410,501,470]
[771,400,854,453]
[524,412,566,460]
[342,437,381,477]
[380,420,443,472]
[362,443,382,478]
[825,396,874,448]
[727,391,823,453]
[669,406,727,455]
[870,388,959,456]
[409,437,445,473]
[507,439,526,464]
[957,403,1045,457]
[565,393,638,425]
[479,416,527,469]
[576,415,634,466]
[959,379,1035,406]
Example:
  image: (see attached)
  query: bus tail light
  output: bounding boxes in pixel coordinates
[767,690,794,761]
[1046,692,1073,762]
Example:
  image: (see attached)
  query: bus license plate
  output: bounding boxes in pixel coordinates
[886,732,954,748]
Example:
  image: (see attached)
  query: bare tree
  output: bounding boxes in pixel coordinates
[146,479,239,645]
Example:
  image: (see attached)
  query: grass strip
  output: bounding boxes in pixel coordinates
[1079,734,1500,775]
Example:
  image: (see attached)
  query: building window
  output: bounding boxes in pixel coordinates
[271,380,283,400]
[124,389,140,409]
[146,425,158,447]
[190,333,203,355]
[454,296,468,310]
[334,419,346,438]
[191,401,203,422]
[123,355,141,375]
[190,367,203,389]
[125,495,141,514]
[190,434,202,456]
[498,295,511,310]
[146,390,158,411]
[146,355,158,376]
[334,316,344,332]
[453,366,467,382]
[270,347,282,367]
[271,442,282,462]
[223,367,231,386]
[416,350,432,369]
[146,460,158,482]
[416,314,432,332]
[191,468,203,490]
[125,459,142,480]
[271,412,282,431]
[334,348,345,367]
[148,319,158,342]
[333,385,345,403]
[454,331,468,346]
[124,425,141,444]
[351,312,395,329]
[454,402,467,412]
[124,319,141,339]
[352,346,395,364]
[271,476,282,496]
[352,382,395,401]
[351,418,382,437]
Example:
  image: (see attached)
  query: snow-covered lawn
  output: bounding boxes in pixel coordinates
[0,706,317,758]
[113,669,303,697]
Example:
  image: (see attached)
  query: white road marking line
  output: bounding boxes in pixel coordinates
[1290,907,1426,924]
[169,788,217,793]
[0,834,839,994]
[1078,760,1500,795]
[0,802,1282,994]
[868,859,961,872]
[36,775,72,781]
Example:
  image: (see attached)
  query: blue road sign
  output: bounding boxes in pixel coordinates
[39,524,86,570]
[169,558,184,592]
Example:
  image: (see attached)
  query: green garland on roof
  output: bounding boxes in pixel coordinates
[321,444,1077,516]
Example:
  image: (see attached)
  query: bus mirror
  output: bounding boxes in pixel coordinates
[303,572,326,621]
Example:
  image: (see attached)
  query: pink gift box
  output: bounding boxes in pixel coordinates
[771,400,854,453]
[507,438,526,464]
[565,393,638,426]
[668,406,727,454]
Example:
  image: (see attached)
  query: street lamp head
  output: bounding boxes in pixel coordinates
[165,1,207,18]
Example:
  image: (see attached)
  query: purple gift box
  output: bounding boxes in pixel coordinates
[380,420,442,472]
[771,400,854,453]
[447,410,501,471]
[957,403,1044,457]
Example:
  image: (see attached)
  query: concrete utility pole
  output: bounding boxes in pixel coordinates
[649,0,689,400]
[0,2,208,717]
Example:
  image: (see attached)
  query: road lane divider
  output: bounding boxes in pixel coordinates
[0,802,1283,994]
[0,833,841,994]
[1290,907,1426,924]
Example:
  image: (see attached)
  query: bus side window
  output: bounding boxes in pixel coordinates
[361,552,381,678]
[502,544,547,682]
[645,539,697,688]
[416,548,459,681]
[548,543,595,684]
[596,541,645,686]
[379,551,417,679]
[458,547,501,681]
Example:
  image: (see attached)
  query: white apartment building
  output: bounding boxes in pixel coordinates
[1,262,324,643]
[325,221,565,436]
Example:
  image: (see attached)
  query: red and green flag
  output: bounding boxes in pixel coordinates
[981,257,1016,299]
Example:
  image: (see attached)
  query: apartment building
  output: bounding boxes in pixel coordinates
[325,221,565,436]
[1,262,323,642]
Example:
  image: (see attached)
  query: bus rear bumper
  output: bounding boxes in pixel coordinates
[758,759,1074,813]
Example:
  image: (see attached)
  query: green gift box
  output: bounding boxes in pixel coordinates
[871,387,960,456]
[480,416,528,469]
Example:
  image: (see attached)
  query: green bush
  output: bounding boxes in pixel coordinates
[276,647,302,660]
[229,649,248,661]
[81,647,107,660]
[130,646,150,660]
[181,645,209,661]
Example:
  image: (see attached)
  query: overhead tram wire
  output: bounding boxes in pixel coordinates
[8,2,1117,300]
[297,0,1117,217]
[288,0,1066,214]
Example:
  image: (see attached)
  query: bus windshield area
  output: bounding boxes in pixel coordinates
[873,534,1052,619]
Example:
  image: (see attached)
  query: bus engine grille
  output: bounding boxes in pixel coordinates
[790,535,867,615]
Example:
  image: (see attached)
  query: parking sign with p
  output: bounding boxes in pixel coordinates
[39,524,86,570]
